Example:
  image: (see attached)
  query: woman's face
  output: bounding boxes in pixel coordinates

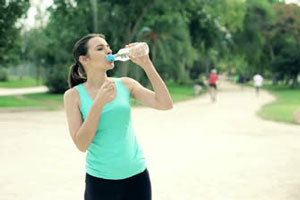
[84,37,114,71]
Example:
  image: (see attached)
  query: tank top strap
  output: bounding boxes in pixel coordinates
[113,78,130,95]
[74,83,87,99]
[74,83,92,111]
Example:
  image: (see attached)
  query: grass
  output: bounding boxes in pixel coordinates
[0,93,64,110]
[257,84,300,124]
[0,77,44,88]
[167,81,199,102]
[130,81,198,107]
[0,96,46,107]
[0,81,197,110]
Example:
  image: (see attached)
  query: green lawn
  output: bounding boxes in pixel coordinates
[258,84,300,124]
[130,81,199,106]
[0,96,46,107]
[167,82,199,102]
[0,81,197,110]
[0,93,64,110]
[0,77,44,88]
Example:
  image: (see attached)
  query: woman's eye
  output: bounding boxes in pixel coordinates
[97,48,103,51]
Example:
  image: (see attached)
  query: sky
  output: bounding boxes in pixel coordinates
[21,0,300,30]
[19,0,53,30]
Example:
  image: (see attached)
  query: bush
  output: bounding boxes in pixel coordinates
[45,66,69,93]
[0,68,8,82]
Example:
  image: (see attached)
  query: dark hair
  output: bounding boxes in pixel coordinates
[68,33,105,88]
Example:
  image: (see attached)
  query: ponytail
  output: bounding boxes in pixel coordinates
[68,62,87,88]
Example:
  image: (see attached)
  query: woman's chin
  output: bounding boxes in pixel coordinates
[107,62,115,69]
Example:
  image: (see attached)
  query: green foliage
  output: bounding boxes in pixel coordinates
[0,0,30,66]
[219,55,249,75]
[0,68,8,81]
[141,5,198,83]
[206,0,247,33]
[266,4,300,87]
[37,0,201,92]
[271,43,300,87]
[40,0,94,92]
[44,66,69,93]
[10,0,299,93]
[234,0,274,70]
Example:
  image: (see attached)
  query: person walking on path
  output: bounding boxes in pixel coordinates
[253,73,264,97]
[63,33,173,200]
[238,73,246,91]
[208,69,218,102]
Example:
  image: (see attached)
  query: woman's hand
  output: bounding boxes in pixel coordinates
[95,80,116,106]
[125,43,152,69]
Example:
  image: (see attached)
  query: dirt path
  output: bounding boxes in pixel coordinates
[0,86,48,96]
[0,82,299,200]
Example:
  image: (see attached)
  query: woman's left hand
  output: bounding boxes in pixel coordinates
[125,43,152,69]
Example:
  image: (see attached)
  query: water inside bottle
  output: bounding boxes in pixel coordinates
[106,42,149,62]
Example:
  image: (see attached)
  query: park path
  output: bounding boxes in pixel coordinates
[0,86,48,96]
[0,82,299,200]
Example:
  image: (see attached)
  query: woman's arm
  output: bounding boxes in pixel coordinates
[64,80,116,152]
[64,89,104,152]
[123,48,173,110]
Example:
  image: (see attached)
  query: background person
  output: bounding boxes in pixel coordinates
[253,73,264,96]
[208,69,218,102]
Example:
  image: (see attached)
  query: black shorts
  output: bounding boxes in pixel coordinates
[84,169,151,200]
[209,84,217,89]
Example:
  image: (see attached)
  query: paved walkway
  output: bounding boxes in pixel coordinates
[0,82,300,200]
[0,86,48,96]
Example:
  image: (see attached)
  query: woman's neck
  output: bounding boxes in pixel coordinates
[85,70,108,89]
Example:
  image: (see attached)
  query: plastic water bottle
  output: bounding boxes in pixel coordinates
[106,42,149,62]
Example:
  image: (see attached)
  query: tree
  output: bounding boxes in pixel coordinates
[233,0,275,75]
[37,0,199,92]
[0,0,30,68]
[267,3,300,87]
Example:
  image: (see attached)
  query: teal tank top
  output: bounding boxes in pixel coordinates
[74,78,146,180]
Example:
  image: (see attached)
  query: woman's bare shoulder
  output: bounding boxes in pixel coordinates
[64,87,80,108]
[119,77,138,92]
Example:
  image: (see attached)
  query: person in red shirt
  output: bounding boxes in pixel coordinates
[208,69,218,102]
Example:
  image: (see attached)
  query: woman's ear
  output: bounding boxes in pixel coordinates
[79,55,89,65]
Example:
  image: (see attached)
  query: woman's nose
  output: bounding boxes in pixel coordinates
[107,48,112,54]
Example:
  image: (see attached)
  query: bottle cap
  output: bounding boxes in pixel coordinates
[106,55,115,61]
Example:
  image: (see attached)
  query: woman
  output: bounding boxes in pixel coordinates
[64,33,173,200]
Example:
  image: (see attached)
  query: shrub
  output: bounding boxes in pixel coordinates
[44,66,69,93]
[0,68,8,82]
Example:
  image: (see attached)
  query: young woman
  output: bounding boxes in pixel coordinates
[64,33,173,200]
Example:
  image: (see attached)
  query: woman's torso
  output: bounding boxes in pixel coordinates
[74,78,146,180]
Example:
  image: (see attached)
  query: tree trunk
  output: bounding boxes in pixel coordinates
[272,73,278,85]
[269,43,275,61]
[291,73,299,88]
[117,0,154,77]
[36,64,41,86]
[90,0,98,32]
[285,74,291,85]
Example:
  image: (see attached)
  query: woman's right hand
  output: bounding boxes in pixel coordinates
[95,80,116,106]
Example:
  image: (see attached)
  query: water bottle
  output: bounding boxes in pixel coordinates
[106,42,149,62]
